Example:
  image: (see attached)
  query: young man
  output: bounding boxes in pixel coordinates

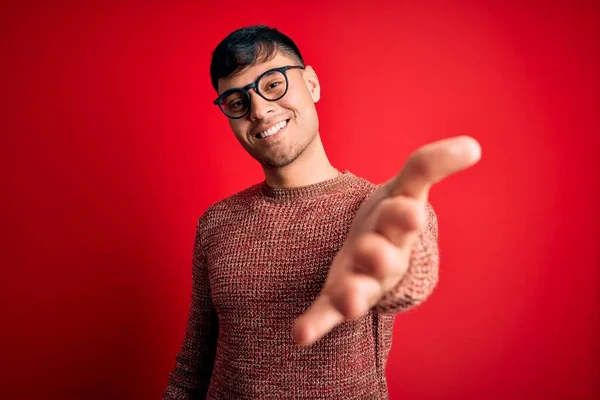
[164,25,481,399]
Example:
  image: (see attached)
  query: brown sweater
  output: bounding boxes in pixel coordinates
[164,171,439,399]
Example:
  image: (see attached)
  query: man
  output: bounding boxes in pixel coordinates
[164,25,481,399]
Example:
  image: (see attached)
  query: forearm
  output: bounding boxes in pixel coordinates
[164,220,218,399]
[163,313,218,399]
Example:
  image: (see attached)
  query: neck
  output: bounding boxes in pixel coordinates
[262,134,339,189]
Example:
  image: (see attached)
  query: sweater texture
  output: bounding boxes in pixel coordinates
[164,171,439,399]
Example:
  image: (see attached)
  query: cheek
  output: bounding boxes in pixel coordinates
[282,89,316,116]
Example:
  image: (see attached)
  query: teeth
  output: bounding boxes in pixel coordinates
[258,120,287,138]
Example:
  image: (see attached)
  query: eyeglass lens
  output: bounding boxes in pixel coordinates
[220,69,288,118]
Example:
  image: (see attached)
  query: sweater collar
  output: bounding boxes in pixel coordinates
[260,171,353,202]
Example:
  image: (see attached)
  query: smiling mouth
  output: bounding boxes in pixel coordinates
[255,119,289,139]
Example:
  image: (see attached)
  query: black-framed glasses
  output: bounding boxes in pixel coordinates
[213,65,305,119]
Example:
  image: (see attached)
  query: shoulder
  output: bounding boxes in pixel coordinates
[350,173,378,191]
[196,183,262,231]
[341,172,380,202]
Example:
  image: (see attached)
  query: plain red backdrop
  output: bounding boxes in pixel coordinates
[1,1,598,399]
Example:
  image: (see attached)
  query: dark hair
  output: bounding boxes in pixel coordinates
[210,25,305,92]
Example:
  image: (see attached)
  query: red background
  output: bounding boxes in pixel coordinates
[2,1,599,399]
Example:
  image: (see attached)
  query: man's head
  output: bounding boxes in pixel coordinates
[210,25,321,169]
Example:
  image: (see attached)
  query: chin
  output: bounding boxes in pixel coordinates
[259,148,302,168]
[262,155,295,169]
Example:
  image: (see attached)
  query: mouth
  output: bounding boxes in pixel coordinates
[255,119,290,140]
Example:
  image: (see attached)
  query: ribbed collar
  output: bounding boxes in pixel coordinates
[259,171,354,202]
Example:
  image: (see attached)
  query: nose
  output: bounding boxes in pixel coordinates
[248,90,275,121]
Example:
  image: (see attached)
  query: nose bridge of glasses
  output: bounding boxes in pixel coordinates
[249,89,275,117]
[242,81,258,94]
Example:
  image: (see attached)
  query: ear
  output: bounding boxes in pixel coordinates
[302,66,321,103]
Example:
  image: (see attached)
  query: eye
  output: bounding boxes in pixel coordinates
[259,70,287,95]
[224,92,247,112]
[263,78,284,91]
[229,100,244,110]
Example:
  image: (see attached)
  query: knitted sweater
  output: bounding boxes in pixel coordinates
[164,171,439,400]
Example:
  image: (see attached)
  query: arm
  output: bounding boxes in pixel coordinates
[164,220,218,399]
[293,136,481,345]
[374,202,439,313]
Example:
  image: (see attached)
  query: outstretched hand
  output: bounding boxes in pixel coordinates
[292,136,482,345]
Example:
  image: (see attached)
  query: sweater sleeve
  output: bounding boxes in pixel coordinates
[374,202,440,314]
[164,220,219,399]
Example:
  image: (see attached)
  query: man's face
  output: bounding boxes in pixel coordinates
[216,52,321,168]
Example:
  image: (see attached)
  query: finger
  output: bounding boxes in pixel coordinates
[293,294,344,346]
[293,275,381,345]
[352,232,408,280]
[387,135,482,201]
[373,197,425,247]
